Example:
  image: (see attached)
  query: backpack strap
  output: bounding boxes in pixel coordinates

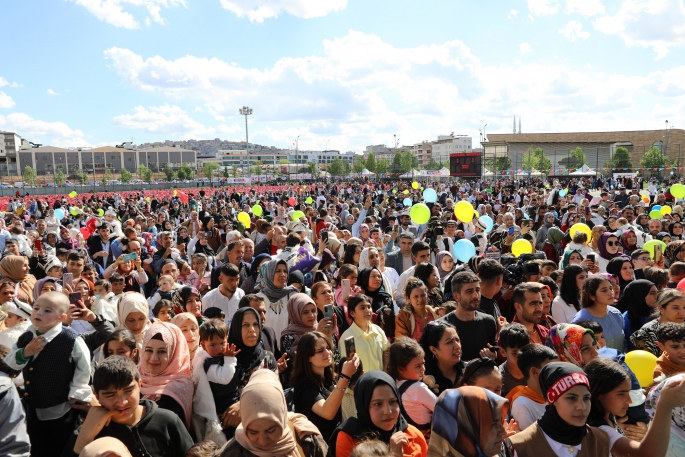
[397,380,432,431]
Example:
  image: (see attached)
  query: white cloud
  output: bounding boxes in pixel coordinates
[0,113,85,140]
[69,0,185,29]
[519,42,532,53]
[594,0,685,58]
[507,9,518,19]
[47,89,60,96]
[0,77,20,88]
[102,31,685,151]
[219,0,347,22]
[559,21,590,41]
[112,104,242,139]
[566,0,605,15]
[0,92,14,109]
[526,0,560,16]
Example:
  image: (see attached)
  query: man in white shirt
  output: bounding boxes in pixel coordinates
[394,241,432,308]
[202,263,244,326]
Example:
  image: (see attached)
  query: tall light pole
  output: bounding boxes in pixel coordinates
[239,106,253,180]
[325,139,329,152]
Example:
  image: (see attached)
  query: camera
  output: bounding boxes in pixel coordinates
[424,217,445,252]
[501,253,546,286]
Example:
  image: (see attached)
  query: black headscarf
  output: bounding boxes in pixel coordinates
[194,236,215,257]
[329,371,408,448]
[225,308,268,394]
[357,267,395,337]
[618,279,655,334]
[537,362,591,446]
[606,257,633,294]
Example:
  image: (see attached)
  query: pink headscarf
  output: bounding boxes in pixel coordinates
[138,321,193,427]
[281,293,318,356]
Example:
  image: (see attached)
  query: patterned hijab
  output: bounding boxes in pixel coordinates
[545,323,597,367]
[170,286,200,316]
[258,259,297,303]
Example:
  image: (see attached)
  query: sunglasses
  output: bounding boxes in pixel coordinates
[606,241,619,246]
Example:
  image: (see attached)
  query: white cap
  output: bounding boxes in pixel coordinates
[1,298,32,320]
[292,224,307,233]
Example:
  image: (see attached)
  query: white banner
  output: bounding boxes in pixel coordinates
[289,174,313,180]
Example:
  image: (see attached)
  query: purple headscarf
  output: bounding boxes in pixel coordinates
[597,232,624,260]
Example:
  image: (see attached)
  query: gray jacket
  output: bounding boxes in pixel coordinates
[384,248,414,275]
[0,374,30,457]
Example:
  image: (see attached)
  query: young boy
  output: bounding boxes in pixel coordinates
[507,343,558,430]
[147,275,176,310]
[575,320,607,349]
[71,356,193,456]
[4,292,92,457]
[498,323,530,397]
[93,279,118,324]
[43,256,64,280]
[81,263,98,284]
[193,318,239,441]
[109,273,126,297]
[654,322,685,378]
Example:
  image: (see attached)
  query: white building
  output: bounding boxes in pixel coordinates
[431,134,473,163]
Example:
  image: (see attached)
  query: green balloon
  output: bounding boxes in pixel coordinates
[97,209,104,216]
[252,204,263,216]
[649,210,662,219]
[292,211,305,220]
[70,208,78,216]
[670,184,685,199]
[306,197,313,204]
[410,203,431,225]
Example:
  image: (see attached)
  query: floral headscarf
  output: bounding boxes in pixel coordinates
[666,240,685,265]
[620,229,637,252]
[545,323,597,367]
[646,372,685,444]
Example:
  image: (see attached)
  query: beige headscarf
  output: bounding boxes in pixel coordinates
[79,437,132,457]
[171,312,199,362]
[233,369,320,457]
[116,292,150,352]
[0,255,37,304]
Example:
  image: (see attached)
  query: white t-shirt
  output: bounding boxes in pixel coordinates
[551,295,578,324]
[396,380,437,426]
[510,396,547,432]
[202,287,245,327]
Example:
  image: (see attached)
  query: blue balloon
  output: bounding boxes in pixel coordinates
[403,198,412,207]
[479,215,494,233]
[559,189,567,197]
[54,208,65,220]
[453,239,476,263]
[423,188,438,203]
[652,205,662,211]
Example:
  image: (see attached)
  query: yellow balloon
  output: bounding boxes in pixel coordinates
[454,201,475,223]
[624,350,658,387]
[474,210,480,218]
[661,206,672,215]
[412,181,419,189]
[237,211,251,229]
[511,239,533,257]
[569,223,592,240]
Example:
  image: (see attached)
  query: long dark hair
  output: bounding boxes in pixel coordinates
[584,358,631,428]
[419,320,457,368]
[559,264,586,311]
[343,243,361,266]
[414,263,436,289]
[290,331,334,388]
[580,276,610,309]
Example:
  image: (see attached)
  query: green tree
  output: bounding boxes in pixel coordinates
[120,169,132,183]
[251,160,263,175]
[329,157,345,176]
[232,166,238,178]
[606,146,633,169]
[343,160,351,175]
[137,164,153,182]
[103,167,113,183]
[164,166,175,180]
[640,146,669,169]
[409,152,419,170]
[569,147,588,167]
[483,156,511,172]
[353,155,366,173]
[522,147,551,172]
[393,151,402,166]
[306,162,317,175]
[375,158,390,174]
[22,166,36,186]
[365,153,376,172]
[203,163,219,180]
[425,158,440,170]
[399,151,413,173]
[54,169,66,186]
[76,169,89,184]
[177,163,194,180]
[279,158,290,165]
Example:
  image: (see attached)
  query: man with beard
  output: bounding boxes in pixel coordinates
[511,283,548,345]
[439,271,497,361]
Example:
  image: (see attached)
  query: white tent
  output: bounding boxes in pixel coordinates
[570,164,596,176]
[516,170,544,176]
[483,168,494,176]
[361,168,371,176]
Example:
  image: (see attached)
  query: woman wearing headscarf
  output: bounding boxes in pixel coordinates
[330,371,427,457]
[435,251,455,282]
[222,307,278,439]
[428,386,510,457]
[313,248,336,285]
[606,257,634,300]
[669,221,684,241]
[665,240,685,268]
[631,289,685,357]
[219,369,327,457]
[240,253,271,294]
[279,293,324,387]
[535,212,557,251]
[139,321,194,427]
[616,279,658,350]
[117,292,151,352]
[170,286,204,325]
[0,255,36,304]
[546,323,598,368]
[559,249,583,269]
[171,312,200,362]
[357,266,396,338]
[596,232,627,273]
[257,259,298,339]
[620,229,639,256]
[542,226,564,264]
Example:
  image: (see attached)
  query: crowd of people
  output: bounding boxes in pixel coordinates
[2,176,685,457]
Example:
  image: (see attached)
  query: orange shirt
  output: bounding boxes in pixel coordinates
[335,424,428,457]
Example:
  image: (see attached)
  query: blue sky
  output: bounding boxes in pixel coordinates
[1,0,684,152]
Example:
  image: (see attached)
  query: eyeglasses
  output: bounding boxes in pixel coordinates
[636,257,651,262]
[606,241,619,246]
